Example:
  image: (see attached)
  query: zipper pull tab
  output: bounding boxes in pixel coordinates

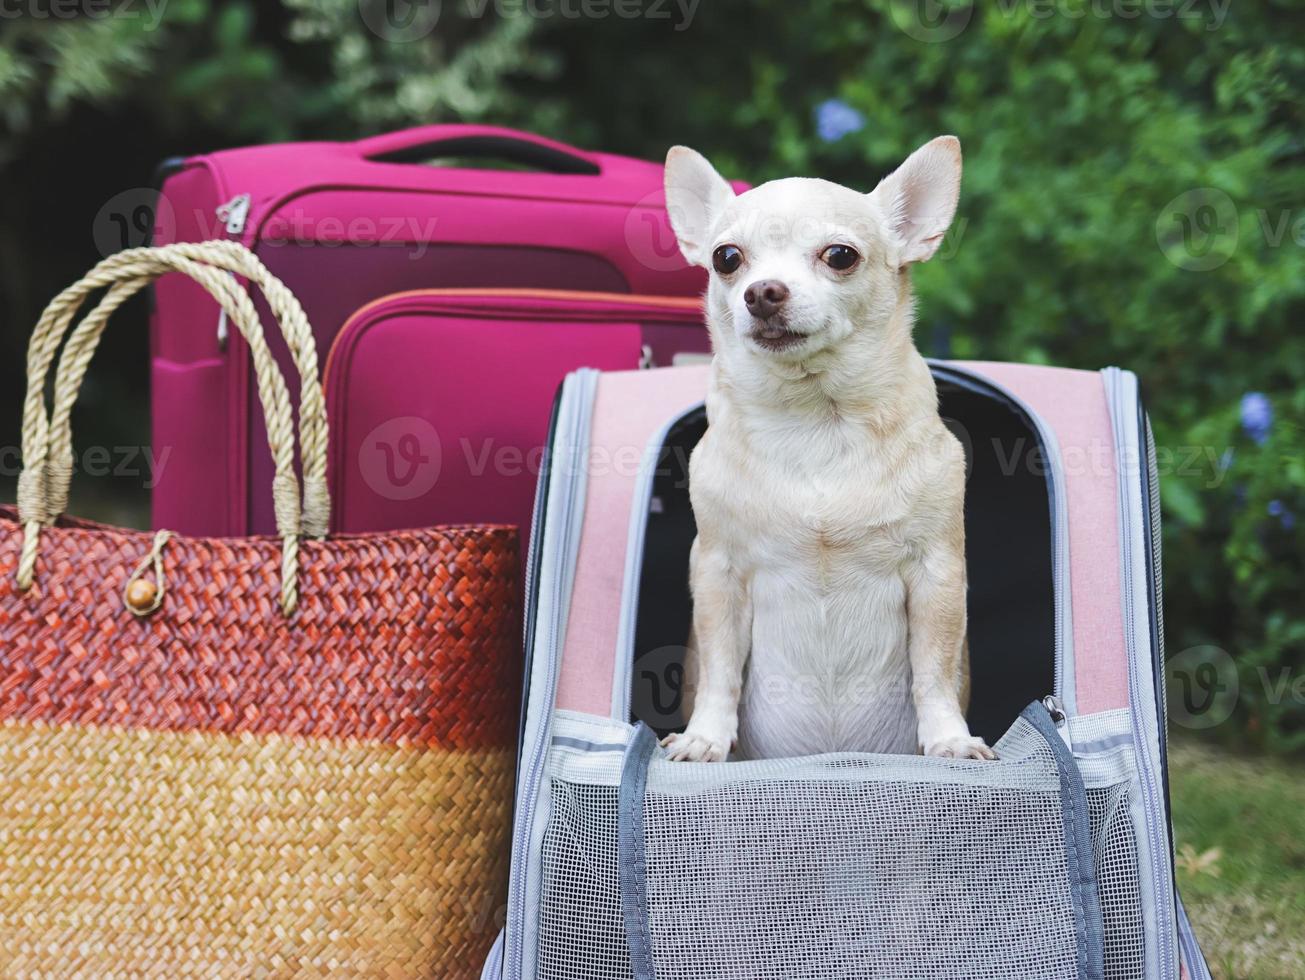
[212,193,250,351]
[1042,695,1074,752]
[216,193,251,236]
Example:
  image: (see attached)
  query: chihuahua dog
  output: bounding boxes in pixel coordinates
[659,137,994,764]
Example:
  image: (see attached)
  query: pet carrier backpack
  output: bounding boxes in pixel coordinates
[488,361,1213,980]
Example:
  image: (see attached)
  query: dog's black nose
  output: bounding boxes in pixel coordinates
[744,280,789,319]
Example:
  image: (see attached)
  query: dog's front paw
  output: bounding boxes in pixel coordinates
[660,731,731,763]
[924,735,997,761]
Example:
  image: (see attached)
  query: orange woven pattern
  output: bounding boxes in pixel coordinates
[0,508,518,748]
[0,506,520,976]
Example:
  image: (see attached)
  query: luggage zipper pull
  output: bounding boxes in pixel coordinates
[213,194,252,351]
[1042,694,1074,752]
[216,193,251,235]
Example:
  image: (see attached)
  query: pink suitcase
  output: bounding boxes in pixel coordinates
[324,289,706,537]
[149,124,733,537]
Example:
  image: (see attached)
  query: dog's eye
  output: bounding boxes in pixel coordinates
[820,244,861,271]
[712,244,743,275]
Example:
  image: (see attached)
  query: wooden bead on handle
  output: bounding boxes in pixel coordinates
[125,579,158,614]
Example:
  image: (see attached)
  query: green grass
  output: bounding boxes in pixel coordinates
[1169,739,1305,979]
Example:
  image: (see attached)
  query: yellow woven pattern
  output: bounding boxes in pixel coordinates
[0,720,512,977]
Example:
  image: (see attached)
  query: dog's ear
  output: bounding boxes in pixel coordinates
[664,146,736,267]
[868,136,962,265]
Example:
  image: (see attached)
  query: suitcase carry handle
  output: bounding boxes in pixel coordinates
[14,241,330,615]
[356,124,602,176]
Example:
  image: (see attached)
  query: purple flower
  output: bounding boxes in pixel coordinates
[816,99,865,143]
[1239,392,1273,445]
[1268,499,1296,530]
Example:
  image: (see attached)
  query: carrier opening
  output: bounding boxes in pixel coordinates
[629,372,1056,747]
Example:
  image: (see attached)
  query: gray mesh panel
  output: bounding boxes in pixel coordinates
[538,782,628,980]
[1089,783,1146,980]
[641,753,1077,980]
[536,729,1144,980]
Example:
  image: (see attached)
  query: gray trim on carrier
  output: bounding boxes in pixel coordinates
[1021,703,1107,980]
[1103,367,1181,980]
[505,368,602,980]
[618,724,661,980]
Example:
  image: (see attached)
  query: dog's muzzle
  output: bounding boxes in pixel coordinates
[748,320,809,352]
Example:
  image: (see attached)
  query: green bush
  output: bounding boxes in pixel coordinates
[0,0,1299,748]
[510,0,1305,751]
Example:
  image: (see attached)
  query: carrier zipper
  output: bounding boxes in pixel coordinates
[1143,414,1172,771]
[1103,367,1179,980]
[213,193,251,351]
[506,370,598,980]
[1042,694,1074,752]
[1042,694,1066,722]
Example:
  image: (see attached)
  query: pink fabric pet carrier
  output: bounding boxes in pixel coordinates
[488,362,1212,980]
[149,125,736,537]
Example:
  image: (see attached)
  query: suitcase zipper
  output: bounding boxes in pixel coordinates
[213,193,252,350]
[216,193,251,235]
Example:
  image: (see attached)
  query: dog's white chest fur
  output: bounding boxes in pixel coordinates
[695,417,924,758]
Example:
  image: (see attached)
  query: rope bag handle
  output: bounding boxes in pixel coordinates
[15,241,331,614]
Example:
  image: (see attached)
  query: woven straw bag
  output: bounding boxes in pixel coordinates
[0,242,520,976]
